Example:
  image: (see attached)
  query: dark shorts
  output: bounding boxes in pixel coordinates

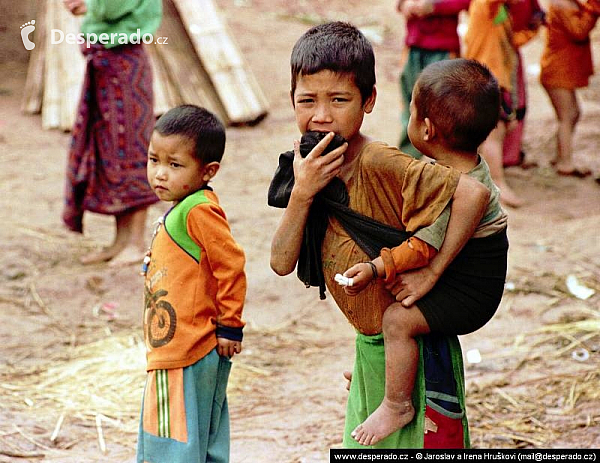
[417,229,509,335]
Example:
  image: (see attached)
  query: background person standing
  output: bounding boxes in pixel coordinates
[62,0,162,266]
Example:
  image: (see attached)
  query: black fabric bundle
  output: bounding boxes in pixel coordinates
[268,131,410,299]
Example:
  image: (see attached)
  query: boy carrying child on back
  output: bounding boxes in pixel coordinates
[342,58,508,445]
[268,22,506,448]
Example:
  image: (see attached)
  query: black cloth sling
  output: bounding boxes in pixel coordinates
[267,132,508,331]
[267,131,411,299]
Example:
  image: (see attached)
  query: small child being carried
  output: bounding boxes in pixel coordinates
[342,59,508,446]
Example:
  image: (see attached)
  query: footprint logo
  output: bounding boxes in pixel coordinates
[20,20,36,51]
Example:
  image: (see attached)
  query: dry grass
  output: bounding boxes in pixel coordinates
[468,310,600,448]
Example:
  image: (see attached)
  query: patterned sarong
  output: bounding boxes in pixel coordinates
[63,43,158,233]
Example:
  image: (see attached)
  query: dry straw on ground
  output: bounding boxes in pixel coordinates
[1,270,598,456]
[468,309,600,448]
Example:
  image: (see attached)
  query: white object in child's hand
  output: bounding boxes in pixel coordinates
[335,273,354,287]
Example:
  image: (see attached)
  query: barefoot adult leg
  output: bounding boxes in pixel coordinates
[79,214,126,265]
[80,207,148,265]
[481,122,524,208]
[80,242,123,264]
[351,303,430,446]
[109,207,149,267]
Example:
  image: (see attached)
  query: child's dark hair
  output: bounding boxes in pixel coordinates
[414,59,500,152]
[290,21,376,103]
[154,104,226,163]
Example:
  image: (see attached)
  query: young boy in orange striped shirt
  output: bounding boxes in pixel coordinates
[137,105,246,463]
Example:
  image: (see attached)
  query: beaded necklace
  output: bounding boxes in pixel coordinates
[140,215,166,277]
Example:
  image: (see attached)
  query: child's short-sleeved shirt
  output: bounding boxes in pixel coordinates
[321,142,460,335]
[410,156,507,256]
[143,189,246,371]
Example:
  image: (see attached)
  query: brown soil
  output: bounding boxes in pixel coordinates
[1,1,599,461]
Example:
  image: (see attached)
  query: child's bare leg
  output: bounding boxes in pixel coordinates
[545,87,588,176]
[351,303,430,446]
[480,122,523,208]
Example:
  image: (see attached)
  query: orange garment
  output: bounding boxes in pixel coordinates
[142,369,187,442]
[144,189,246,371]
[540,0,598,89]
[321,142,460,335]
[582,0,600,14]
[464,0,518,91]
[380,237,438,284]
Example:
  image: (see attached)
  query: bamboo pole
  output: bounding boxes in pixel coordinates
[21,0,47,115]
[151,0,228,123]
[57,7,85,131]
[171,0,268,124]
[42,0,61,130]
[147,44,179,117]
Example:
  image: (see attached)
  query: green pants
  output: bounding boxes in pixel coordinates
[343,332,470,449]
[399,48,452,159]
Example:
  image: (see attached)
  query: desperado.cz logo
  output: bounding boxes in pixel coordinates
[20,20,36,50]
[19,19,168,50]
[50,29,168,47]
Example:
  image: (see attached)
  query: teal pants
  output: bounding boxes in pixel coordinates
[399,48,452,159]
[137,349,232,463]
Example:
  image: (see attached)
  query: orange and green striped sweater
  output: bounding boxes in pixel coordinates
[143,188,246,371]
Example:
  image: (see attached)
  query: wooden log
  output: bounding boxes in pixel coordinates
[21,0,47,115]
[171,0,268,124]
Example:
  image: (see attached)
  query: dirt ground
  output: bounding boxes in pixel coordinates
[1,0,599,461]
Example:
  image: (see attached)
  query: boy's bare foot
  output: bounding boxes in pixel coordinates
[497,182,524,208]
[80,246,122,265]
[351,398,415,446]
[108,245,146,267]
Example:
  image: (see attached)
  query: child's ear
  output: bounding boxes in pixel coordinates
[423,117,436,141]
[363,86,377,114]
[202,162,220,182]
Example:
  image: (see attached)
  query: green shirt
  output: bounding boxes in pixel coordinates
[81,0,162,49]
